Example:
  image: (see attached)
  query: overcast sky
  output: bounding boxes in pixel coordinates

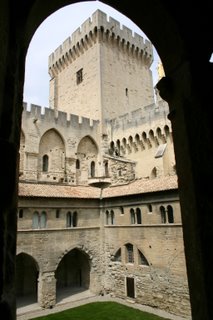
[24,1,160,107]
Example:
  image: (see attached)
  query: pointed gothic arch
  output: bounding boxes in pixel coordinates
[38,128,65,181]
[55,248,91,302]
[16,253,39,304]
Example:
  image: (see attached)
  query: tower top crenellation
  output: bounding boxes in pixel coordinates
[48,9,153,71]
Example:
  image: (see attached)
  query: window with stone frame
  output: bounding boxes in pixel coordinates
[125,243,134,263]
[42,154,49,172]
[66,211,78,228]
[167,205,174,223]
[110,210,115,225]
[32,211,47,229]
[76,159,80,169]
[160,205,166,223]
[113,248,121,262]
[138,249,149,266]
[136,208,142,224]
[160,205,174,223]
[91,161,95,177]
[76,68,83,84]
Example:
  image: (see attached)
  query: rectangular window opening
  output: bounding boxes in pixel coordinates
[76,68,83,84]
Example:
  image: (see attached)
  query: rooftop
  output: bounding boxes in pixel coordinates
[18,175,178,199]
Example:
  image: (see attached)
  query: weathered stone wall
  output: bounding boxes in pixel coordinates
[17,190,191,317]
[103,224,190,317]
[20,103,101,184]
[106,100,176,179]
[16,8,190,318]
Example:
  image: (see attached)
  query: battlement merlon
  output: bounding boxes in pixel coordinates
[48,9,153,72]
[22,102,99,128]
[105,100,170,130]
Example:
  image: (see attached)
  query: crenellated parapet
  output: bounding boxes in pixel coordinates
[48,9,153,76]
[22,102,99,129]
[106,100,170,132]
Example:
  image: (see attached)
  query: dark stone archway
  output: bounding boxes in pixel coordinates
[16,253,39,306]
[55,248,90,302]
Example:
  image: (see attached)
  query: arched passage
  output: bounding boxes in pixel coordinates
[55,248,91,302]
[16,253,39,306]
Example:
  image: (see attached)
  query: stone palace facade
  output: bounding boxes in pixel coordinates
[17,9,191,318]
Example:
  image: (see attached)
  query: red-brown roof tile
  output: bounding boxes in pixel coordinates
[102,175,178,198]
[18,183,101,198]
[18,175,178,199]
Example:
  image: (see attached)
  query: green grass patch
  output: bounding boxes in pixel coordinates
[31,301,170,320]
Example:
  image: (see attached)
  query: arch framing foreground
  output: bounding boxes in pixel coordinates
[0,1,213,319]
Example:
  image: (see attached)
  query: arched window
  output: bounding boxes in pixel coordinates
[66,211,72,227]
[104,161,109,176]
[91,161,95,177]
[160,206,166,223]
[76,159,80,169]
[136,208,142,224]
[40,211,47,228]
[167,205,174,223]
[66,211,78,228]
[110,210,115,225]
[105,210,109,225]
[151,167,157,178]
[42,154,49,172]
[116,140,120,156]
[138,250,149,266]
[110,141,115,155]
[126,243,134,263]
[32,211,39,229]
[114,248,121,262]
[130,208,135,224]
[73,211,78,227]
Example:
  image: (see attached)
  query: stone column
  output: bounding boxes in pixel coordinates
[38,272,56,309]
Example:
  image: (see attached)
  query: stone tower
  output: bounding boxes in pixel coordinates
[48,9,154,135]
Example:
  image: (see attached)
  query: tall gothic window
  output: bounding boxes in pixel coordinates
[66,211,72,227]
[42,154,49,172]
[32,211,39,229]
[91,161,95,177]
[32,211,47,229]
[76,159,80,169]
[167,205,174,223]
[160,206,166,223]
[40,211,47,228]
[66,211,78,228]
[130,208,135,224]
[136,208,142,224]
[126,243,134,263]
[104,161,109,176]
[105,210,109,225]
[110,210,115,225]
